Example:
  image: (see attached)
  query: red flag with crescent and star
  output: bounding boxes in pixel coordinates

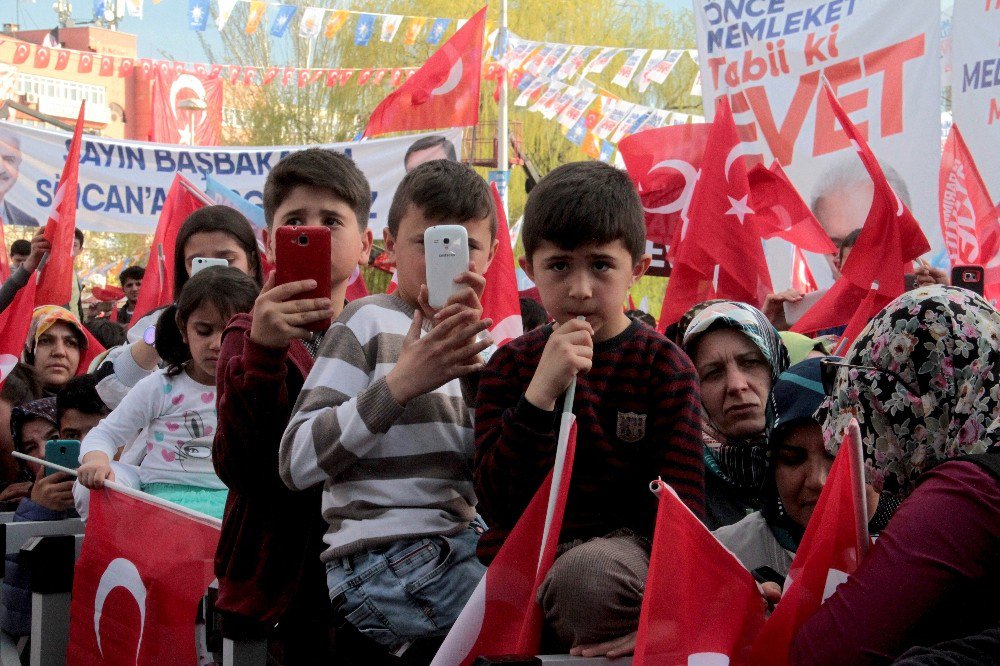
[68,488,219,665]
[362,6,486,138]
[150,67,223,146]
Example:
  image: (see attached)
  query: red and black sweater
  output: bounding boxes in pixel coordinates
[212,313,330,628]
[474,320,705,561]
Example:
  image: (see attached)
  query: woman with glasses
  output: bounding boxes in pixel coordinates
[682,301,790,529]
[791,285,1000,664]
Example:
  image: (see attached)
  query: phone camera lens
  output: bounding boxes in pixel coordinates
[443,237,450,244]
[298,235,309,246]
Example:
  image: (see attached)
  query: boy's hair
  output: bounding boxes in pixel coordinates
[56,374,108,422]
[263,149,371,230]
[85,318,127,349]
[119,265,145,285]
[156,266,260,377]
[74,228,85,247]
[838,228,862,263]
[522,161,645,262]
[173,206,264,299]
[519,296,548,331]
[10,239,30,257]
[386,160,497,239]
[626,309,656,328]
[0,363,41,405]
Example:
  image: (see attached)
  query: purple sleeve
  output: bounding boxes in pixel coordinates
[790,461,1000,665]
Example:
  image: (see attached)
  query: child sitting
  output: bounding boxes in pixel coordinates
[474,161,705,657]
[75,267,259,520]
[279,160,498,658]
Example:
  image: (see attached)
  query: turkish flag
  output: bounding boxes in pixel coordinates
[33,47,51,69]
[749,162,838,255]
[99,55,115,77]
[12,43,30,65]
[35,103,85,307]
[481,183,523,346]
[363,6,486,138]
[790,83,929,342]
[618,123,709,263]
[118,57,134,78]
[345,266,369,302]
[658,97,772,329]
[150,67,223,146]
[78,52,93,74]
[432,417,577,665]
[55,49,70,70]
[357,69,374,86]
[0,277,37,385]
[68,488,219,665]
[263,67,279,85]
[791,246,819,295]
[634,482,766,665]
[139,59,153,79]
[130,174,208,327]
[750,420,869,665]
[939,124,1000,299]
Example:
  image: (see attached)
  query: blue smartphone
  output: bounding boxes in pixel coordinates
[43,440,81,477]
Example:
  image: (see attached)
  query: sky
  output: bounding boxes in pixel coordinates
[3,0,692,65]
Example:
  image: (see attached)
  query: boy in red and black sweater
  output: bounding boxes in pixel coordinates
[474,161,704,658]
[213,149,373,660]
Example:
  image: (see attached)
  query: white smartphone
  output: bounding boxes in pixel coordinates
[191,256,229,275]
[424,225,470,309]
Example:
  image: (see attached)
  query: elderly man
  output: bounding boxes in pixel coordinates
[0,131,39,227]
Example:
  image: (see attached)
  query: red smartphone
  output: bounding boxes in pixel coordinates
[951,264,984,296]
[275,226,332,332]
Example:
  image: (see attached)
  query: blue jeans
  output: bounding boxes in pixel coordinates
[326,519,487,654]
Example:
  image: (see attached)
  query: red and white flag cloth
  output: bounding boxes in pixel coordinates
[345,266,369,302]
[0,210,9,283]
[431,414,578,665]
[130,175,208,327]
[34,102,85,307]
[658,96,773,329]
[748,161,838,256]
[0,277,37,385]
[634,481,766,665]
[150,67,223,146]
[67,487,220,665]
[481,183,524,346]
[363,6,486,138]
[750,419,869,665]
[939,124,1000,300]
[791,247,819,295]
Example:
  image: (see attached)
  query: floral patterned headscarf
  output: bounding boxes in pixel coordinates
[819,285,1000,499]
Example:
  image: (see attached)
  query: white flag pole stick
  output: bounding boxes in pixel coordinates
[12,451,222,529]
[846,419,870,558]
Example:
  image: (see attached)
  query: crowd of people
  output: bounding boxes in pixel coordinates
[0,148,997,665]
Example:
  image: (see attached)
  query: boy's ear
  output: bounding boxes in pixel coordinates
[523,254,536,282]
[382,227,396,260]
[481,237,499,274]
[358,228,374,266]
[262,226,276,265]
[631,254,652,284]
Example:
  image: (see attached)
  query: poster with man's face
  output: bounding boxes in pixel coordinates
[0,132,40,227]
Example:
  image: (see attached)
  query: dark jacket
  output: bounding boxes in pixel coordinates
[212,313,330,630]
[1,498,71,637]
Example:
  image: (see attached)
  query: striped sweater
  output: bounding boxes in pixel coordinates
[279,293,478,561]
[475,320,705,560]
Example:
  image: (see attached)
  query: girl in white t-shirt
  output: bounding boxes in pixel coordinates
[75,267,259,519]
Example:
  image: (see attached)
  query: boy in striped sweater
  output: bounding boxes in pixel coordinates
[279,160,498,658]
[474,161,705,658]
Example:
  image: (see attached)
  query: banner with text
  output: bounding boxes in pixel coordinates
[951,2,1000,207]
[693,0,941,285]
[0,121,462,235]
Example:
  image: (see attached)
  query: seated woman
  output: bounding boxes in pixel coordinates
[791,285,1000,664]
[23,306,88,396]
[682,301,790,529]
[714,357,884,577]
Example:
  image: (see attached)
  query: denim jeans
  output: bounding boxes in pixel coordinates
[326,518,487,654]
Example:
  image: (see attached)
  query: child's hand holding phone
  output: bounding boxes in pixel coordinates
[250,271,337,349]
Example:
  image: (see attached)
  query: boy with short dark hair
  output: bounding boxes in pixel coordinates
[56,374,109,441]
[117,265,145,326]
[213,148,373,659]
[280,160,498,657]
[475,161,705,657]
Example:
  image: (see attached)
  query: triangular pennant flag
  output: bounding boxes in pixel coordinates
[363,7,485,138]
[215,0,237,30]
[245,1,266,34]
[427,18,451,45]
[354,14,376,46]
[482,183,524,347]
[35,103,85,307]
[324,10,348,38]
[270,4,298,37]
[380,14,402,42]
[299,7,324,39]
[634,481,766,664]
[404,17,427,45]
[187,0,209,31]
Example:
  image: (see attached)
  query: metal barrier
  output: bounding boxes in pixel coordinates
[24,534,76,666]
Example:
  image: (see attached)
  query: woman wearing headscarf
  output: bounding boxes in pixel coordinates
[791,286,1000,664]
[682,301,790,529]
[23,306,89,395]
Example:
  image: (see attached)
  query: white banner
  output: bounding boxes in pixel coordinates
[951,2,1000,206]
[0,122,463,236]
[693,0,941,285]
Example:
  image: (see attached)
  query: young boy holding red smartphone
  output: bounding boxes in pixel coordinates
[212,148,372,660]
[279,160,498,659]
